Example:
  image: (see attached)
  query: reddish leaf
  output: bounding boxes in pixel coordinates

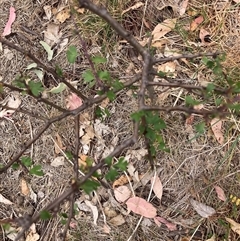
[190,15,204,31]
[154,216,177,231]
[126,197,157,218]
[66,93,83,110]
[214,186,226,202]
[2,7,16,36]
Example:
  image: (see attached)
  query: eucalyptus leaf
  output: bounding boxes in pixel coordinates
[40,41,53,61]
[49,83,67,94]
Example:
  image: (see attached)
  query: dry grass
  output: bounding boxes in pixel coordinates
[0,0,240,240]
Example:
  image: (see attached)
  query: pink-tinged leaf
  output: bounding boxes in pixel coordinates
[190,198,216,218]
[126,197,157,218]
[214,186,226,202]
[66,93,83,110]
[69,221,77,229]
[2,7,16,37]
[210,118,224,145]
[114,185,131,203]
[151,176,163,201]
[154,216,177,231]
[190,15,204,31]
[153,217,161,227]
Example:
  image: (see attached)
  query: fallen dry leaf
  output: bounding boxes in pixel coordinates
[113,175,129,188]
[74,6,85,14]
[54,133,65,154]
[205,234,215,241]
[3,48,14,60]
[0,194,13,205]
[185,104,204,125]
[102,224,111,233]
[26,223,40,241]
[78,154,88,169]
[190,15,204,31]
[154,216,177,231]
[55,8,70,23]
[152,19,177,42]
[179,0,189,16]
[190,198,216,218]
[21,178,30,196]
[225,217,240,235]
[210,118,224,145]
[199,28,211,44]
[43,5,52,20]
[0,92,21,118]
[126,197,157,218]
[85,200,98,225]
[44,23,62,47]
[151,176,163,201]
[66,93,83,110]
[214,186,226,202]
[109,214,125,226]
[104,206,117,218]
[2,6,16,36]
[157,62,176,77]
[114,185,131,203]
[51,156,65,167]
[127,162,140,182]
[121,2,144,15]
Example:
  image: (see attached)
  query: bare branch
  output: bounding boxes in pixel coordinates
[78,0,146,56]
[0,36,88,101]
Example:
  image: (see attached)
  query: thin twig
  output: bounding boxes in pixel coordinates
[78,0,146,56]
[0,36,88,101]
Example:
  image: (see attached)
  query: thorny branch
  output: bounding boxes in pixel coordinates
[0,0,233,240]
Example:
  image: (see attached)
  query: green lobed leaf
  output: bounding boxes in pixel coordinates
[55,65,63,77]
[106,90,116,101]
[82,70,95,82]
[80,180,100,194]
[29,165,44,176]
[12,163,20,170]
[91,56,107,65]
[130,110,145,122]
[40,210,51,220]
[20,156,33,167]
[195,122,205,134]
[185,95,200,106]
[113,157,128,171]
[104,157,112,166]
[98,70,110,81]
[65,151,73,160]
[105,168,118,181]
[28,81,44,97]
[67,46,78,64]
